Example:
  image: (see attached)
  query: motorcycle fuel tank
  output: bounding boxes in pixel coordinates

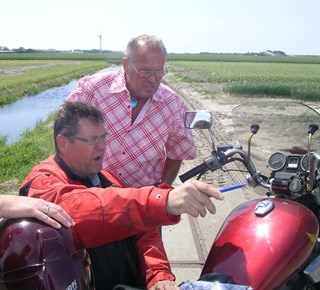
[201,198,319,290]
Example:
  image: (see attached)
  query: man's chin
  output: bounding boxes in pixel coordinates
[143,93,156,99]
[143,88,158,97]
[91,165,103,175]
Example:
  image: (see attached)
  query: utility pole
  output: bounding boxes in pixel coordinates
[97,34,102,53]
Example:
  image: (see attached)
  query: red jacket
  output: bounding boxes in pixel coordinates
[20,155,180,288]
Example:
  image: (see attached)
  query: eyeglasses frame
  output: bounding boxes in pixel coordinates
[72,132,109,146]
[129,59,167,79]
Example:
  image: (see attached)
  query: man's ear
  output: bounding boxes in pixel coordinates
[56,134,69,153]
[122,57,129,72]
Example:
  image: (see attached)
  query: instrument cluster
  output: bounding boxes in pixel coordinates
[267,152,310,173]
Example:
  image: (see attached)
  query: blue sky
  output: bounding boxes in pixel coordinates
[1,0,319,55]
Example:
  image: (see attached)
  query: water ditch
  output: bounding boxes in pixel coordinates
[0,67,117,144]
[0,80,77,144]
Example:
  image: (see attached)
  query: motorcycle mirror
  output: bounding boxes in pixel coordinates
[184,111,213,129]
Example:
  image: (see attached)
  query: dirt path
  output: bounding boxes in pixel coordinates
[167,80,260,201]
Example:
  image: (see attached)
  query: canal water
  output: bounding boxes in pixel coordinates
[0,66,117,145]
[0,80,77,144]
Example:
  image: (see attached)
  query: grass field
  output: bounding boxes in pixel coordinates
[0,52,320,193]
[2,52,319,105]
[0,59,108,105]
[1,52,320,64]
[0,52,124,62]
[0,115,55,193]
[168,60,320,101]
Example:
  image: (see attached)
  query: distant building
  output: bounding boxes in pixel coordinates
[0,46,10,52]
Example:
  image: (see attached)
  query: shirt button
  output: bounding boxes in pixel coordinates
[156,194,162,199]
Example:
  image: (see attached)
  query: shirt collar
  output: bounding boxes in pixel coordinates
[109,66,128,94]
[54,154,112,188]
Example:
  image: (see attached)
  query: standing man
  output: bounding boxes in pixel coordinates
[67,34,196,187]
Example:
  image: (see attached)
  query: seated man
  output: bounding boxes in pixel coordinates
[19,101,224,290]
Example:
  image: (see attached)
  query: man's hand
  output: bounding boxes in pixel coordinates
[166,180,224,217]
[149,280,180,290]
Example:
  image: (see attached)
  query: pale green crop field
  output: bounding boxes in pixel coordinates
[169,60,320,101]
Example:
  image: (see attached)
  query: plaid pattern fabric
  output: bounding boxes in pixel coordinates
[67,67,196,187]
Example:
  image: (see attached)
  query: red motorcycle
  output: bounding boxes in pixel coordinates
[179,99,320,290]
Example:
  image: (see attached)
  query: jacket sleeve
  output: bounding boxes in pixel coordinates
[136,229,175,288]
[104,171,176,287]
[22,172,180,248]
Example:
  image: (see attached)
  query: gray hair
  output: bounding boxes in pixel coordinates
[126,34,167,60]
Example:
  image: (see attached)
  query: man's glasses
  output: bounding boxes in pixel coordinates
[72,132,109,146]
[129,60,167,79]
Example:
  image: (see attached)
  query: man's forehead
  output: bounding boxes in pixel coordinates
[77,118,105,131]
[137,39,146,46]
[134,50,166,67]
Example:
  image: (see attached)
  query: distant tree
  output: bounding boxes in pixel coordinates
[273,50,286,56]
[13,47,26,53]
[26,48,37,53]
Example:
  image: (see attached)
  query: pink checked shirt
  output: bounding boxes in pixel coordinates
[67,67,196,187]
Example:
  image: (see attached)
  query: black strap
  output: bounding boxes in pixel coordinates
[87,237,144,290]
[19,176,39,196]
[113,284,146,290]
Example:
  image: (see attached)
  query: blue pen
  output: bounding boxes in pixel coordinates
[219,183,246,193]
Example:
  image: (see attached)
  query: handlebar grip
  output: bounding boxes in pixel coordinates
[179,162,209,183]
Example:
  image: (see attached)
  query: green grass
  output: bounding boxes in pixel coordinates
[0,60,109,105]
[167,53,320,64]
[168,61,320,101]
[2,52,319,64]
[0,115,55,194]
[0,52,124,62]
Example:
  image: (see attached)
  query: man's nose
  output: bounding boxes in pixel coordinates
[146,73,158,82]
